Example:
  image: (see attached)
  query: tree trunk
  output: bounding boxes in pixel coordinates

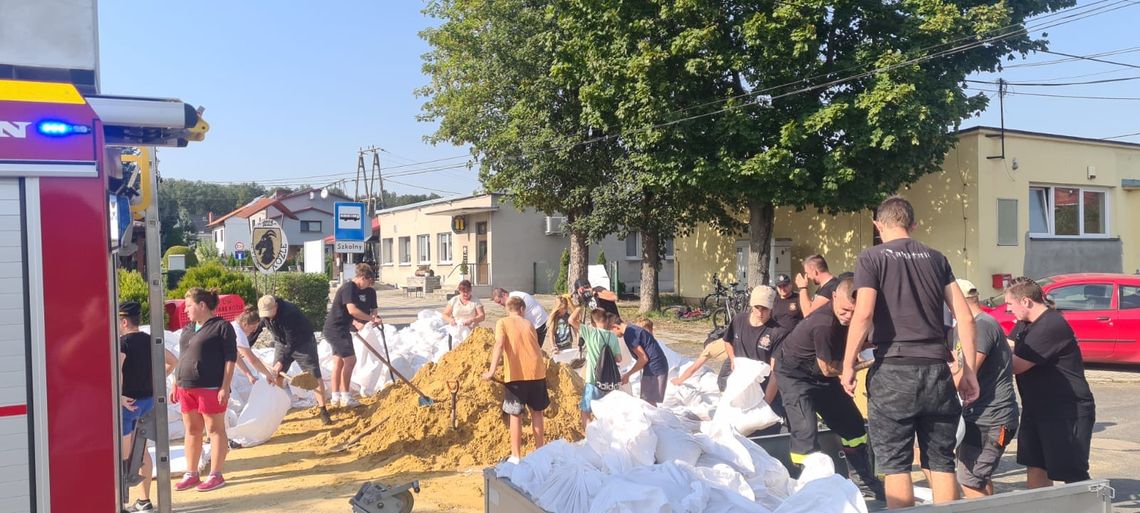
[568,227,589,289]
[639,230,660,313]
[747,199,775,288]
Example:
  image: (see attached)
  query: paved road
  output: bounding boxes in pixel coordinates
[376,289,1140,510]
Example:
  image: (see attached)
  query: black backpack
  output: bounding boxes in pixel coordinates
[595,344,622,393]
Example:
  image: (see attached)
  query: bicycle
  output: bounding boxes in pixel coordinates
[701,274,749,331]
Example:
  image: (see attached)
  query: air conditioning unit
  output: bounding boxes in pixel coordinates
[544,216,565,235]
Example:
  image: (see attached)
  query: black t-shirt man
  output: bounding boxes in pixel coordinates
[1010,309,1095,419]
[772,291,804,331]
[854,238,955,361]
[815,277,839,302]
[718,314,789,392]
[120,331,154,399]
[253,299,318,349]
[324,281,373,338]
[779,308,845,372]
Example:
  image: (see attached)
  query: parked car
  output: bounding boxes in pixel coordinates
[982,273,1140,363]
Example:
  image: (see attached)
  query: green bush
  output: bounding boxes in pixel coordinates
[554,248,570,294]
[166,269,187,290]
[255,272,331,328]
[163,245,198,269]
[118,270,152,319]
[596,250,607,265]
[168,262,256,304]
[195,242,219,264]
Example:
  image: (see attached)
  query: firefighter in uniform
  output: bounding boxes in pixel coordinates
[776,273,884,500]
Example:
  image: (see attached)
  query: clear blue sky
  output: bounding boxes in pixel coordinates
[97,1,1140,198]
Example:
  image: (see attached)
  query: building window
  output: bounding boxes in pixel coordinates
[1028,185,1109,238]
[382,238,394,265]
[625,231,674,259]
[417,235,431,263]
[438,233,452,263]
[399,237,411,265]
[997,198,1018,246]
[300,220,322,233]
[625,231,640,259]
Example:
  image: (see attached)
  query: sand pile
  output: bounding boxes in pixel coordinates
[322,327,585,472]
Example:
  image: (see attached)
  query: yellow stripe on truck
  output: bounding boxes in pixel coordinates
[0,79,85,104]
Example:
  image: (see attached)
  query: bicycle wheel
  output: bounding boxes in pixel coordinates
[661,305,689,320]
[711,307,730,331]
[701,293,720,312]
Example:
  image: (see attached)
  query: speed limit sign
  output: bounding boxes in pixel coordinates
[235,241,246,251]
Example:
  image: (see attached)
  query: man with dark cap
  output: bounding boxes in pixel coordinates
[251,295,332,424]
[772,273,804,330]
[572,278,620,318]
[118,301,177,512]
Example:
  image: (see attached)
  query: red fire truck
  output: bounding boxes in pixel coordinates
[0,5,209,511]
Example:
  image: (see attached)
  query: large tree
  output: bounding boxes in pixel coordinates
[419,0,622,285]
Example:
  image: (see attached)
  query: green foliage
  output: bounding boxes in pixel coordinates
[168,262,257,305]
[195,241,220,264]
[162,246,198,269]
[554,248,570,294]
[158,179,267,252]
[117,270,152,319]
[596,250,607,265]
[255,273,331,328]
[381,191,442,208]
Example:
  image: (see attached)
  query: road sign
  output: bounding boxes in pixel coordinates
[250,219,289,273]
[234,250,247,261]
[334,240,365,253]
[334,202,366,241]
[234,241,246,251]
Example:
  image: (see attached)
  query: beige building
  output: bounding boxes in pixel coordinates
[376,194,566,297]
[674,127,1140,301]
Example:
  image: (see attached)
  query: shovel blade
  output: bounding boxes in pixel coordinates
[418,396,434,407]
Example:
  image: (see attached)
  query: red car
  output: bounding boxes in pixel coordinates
[981,273,1140,363]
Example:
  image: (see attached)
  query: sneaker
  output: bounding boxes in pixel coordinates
[506,455,521,464]
[174,473,201,491]
[342,396,361,408]
[132,500,154,512]
[196,473,225,492]
[320,409,333,425]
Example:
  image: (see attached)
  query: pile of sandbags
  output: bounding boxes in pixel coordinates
[496,391,866,513]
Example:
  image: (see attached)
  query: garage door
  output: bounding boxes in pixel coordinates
[0,178,32,513]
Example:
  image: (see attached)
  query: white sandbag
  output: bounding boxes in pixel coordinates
[151,444,211,476]
[535,461,606,513]
[588,476,669,513]
[695,422,755,475]
[693,462,756,501]
[623,463,711,513]
[229,379,292,447]
[793,453,835,492]
[587,392,657,474]
[773,474,867,513]
[741,434,795,501]
[714,402,781,435]
[654,425,702,466]
[506,440,599,497]
[721,358,770,409]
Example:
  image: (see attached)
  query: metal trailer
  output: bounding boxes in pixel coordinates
[483,430,1115,513]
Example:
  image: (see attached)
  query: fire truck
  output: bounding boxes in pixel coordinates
[0,2,207,511]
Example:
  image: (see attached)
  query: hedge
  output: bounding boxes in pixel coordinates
[163,245,198,269]
[168,262,257,305]
[254,272,331,328]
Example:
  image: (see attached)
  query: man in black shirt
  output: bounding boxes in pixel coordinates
[118,302,177,512]
[720,285,789,434]
[1005,277,1095,488]
[796,254,838,317]
[323,263,382,408]
[771,273,803,330]
[777,276,883,499]
[842,196,979,508]
[254,296,331,424]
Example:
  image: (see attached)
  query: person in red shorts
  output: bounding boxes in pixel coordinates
[171,288,238,492]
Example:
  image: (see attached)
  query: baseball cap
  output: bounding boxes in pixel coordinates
[956,279,979,297]
[749,286,776,309]
[573,278,592,290]
[774,274,791,286]
[118,301,141,317]
[257,295,278,317]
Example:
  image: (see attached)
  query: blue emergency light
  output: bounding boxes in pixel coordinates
[37,120,91,137]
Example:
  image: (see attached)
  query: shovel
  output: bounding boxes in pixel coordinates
[278,371,320,391]
[378,322,396,384]
[352,331,436,407]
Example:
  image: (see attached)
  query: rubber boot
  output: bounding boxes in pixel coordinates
[843,445,886,501]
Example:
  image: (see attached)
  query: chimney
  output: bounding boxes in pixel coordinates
[208,212,214,223]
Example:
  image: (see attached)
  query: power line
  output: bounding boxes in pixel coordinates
[967,75,1140,87]
[1038,48,1140,70]
[1102,131,1140,140]
[1001,45,1140,69]
[974,87,1140,101]
[383,177,464,195]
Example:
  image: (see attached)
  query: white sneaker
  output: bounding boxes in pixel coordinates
[342,396,361,408]
[506,455,521,464]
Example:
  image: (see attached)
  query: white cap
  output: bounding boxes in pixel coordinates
[956,279,978,297]
[749,286,776,309]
